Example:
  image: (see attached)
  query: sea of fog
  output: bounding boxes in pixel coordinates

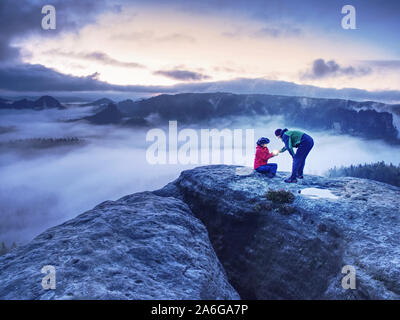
[1,107,399,245]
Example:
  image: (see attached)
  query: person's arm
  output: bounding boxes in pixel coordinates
[259,148,274,161]
[287,134,295,157]
[265,149,275,160]
[280,133,295,157]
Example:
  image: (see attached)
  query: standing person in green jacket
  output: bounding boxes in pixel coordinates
[275,128,314,183]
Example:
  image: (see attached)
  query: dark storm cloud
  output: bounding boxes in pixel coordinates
[0,0,41,61]
[0,35,20,63]
[0,0,113,62]
[302,59,371,80]
[0,64,158,92]
[0,64,202,93]
[154,70,211,81]
[0,64,110,91]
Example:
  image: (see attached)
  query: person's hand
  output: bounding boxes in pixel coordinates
[272,150,280,156]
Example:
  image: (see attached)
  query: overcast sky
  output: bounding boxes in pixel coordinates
[1,0,400,100]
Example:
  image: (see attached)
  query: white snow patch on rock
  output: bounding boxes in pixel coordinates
[301,187,339,200]
[235,167,254,176]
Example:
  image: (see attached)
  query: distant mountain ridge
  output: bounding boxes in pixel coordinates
[0,98,10,104]
[83,103,123,125]
[4,92,398,143]
[82,103,149,127]
[0,95,65,110]
[81,98,114,107]
[114,92,400,142]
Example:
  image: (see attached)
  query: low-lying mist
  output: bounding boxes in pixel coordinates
[1,108,399,245]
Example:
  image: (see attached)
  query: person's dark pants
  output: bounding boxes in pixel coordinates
[256,163,278,177]
[290,134,314,179]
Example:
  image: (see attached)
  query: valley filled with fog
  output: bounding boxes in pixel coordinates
[1,106,400,245]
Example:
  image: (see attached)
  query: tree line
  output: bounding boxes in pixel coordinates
[0,137,84,148]
[328,161,400,187]
[0,241,16,256]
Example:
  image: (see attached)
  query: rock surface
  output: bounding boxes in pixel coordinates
[1,165,399,300]
[156,165,400,299]
[0,192,239,300]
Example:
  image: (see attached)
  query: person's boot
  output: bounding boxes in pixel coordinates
[284,177,297,183]
[297,175,304,179]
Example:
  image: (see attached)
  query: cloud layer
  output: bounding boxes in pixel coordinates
[2,64,400,104]
[46,50,145,69]
[154,69,211,81]
[302,59,371,80]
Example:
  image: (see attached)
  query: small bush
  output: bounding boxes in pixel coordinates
[278,204,296,215]
[266,189,295,204]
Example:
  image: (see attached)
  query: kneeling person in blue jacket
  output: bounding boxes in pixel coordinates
[275,128,314,183]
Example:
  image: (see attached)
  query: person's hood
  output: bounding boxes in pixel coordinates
[281,128,289,136]
[257,137,270,146]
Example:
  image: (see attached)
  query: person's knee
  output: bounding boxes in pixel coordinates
[294,153,302,161]
[256,166,267,173]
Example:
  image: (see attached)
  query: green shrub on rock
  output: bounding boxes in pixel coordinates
[266,189,295,204]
